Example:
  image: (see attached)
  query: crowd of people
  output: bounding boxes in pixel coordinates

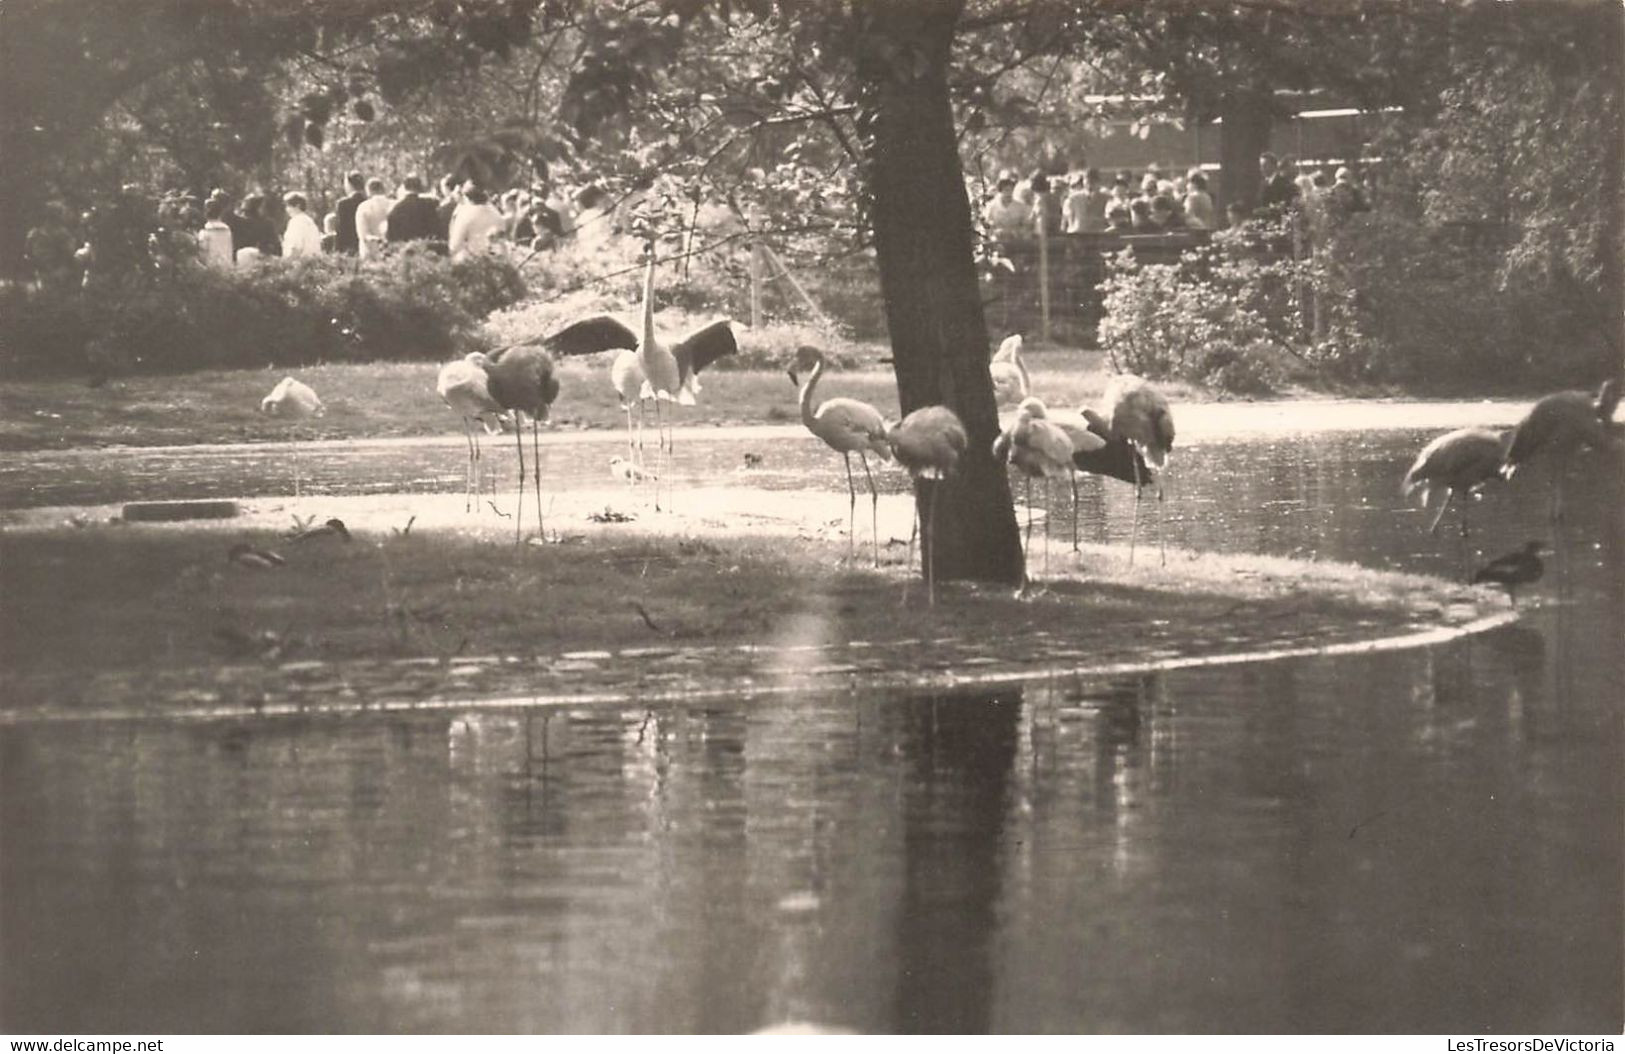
[980,152,1371,244]
[165,171,620,272]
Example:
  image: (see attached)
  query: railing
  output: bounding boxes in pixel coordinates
[982,230,1215,346]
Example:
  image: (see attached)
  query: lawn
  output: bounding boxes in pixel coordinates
[0,488,1505,716]
[0,344,1205,451]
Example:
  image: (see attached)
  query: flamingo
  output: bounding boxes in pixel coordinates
[1034,405,1108,551]
[887,405,968,606]
[989,333,1030,405]
[1501,379,1620,524]
[992,398,1078,583]
[259,376,323,496]
[437,353,507,512]
[540,241,738,503]
[483,345,560,544]
[1401,427,1508,536]
[788,345,892,565]
[1103,374,1175,564]
[1471,540,1550,606]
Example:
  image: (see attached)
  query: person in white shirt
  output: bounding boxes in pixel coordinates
[281,193,323,257]
[354,177,392,259]
[448,187,506,259]
[1183,170,1216,230]
[197,198,234,269]
[982,170,1032,242]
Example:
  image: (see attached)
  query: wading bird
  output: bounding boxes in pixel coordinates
[989,334,1030,406]
[993,398,1081,583]
[540,241,738,502]
[1037,405,1109,551]
[1401,427,1508,536]
[259,376,323,496]
[437,353,507,512]
[484,344,560,544]
[1471,540,1550,606]
[887,405,967,606]
[788,345,892,565]
[1501,379,1621,524]
[1103,374,1175,564]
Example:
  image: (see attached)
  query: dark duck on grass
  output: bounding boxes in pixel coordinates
[1471,540,1549,605]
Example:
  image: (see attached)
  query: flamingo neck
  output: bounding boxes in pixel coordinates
[640,250,657,353]
[798,357,825,429]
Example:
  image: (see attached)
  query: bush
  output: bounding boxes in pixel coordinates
[0,250,527,379]
[1098,244,1283,395]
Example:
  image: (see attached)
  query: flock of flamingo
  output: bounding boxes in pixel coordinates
[1401,376,1620,601]
[261,237,1619,607]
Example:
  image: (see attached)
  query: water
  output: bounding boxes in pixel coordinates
[1,424,1620,1033]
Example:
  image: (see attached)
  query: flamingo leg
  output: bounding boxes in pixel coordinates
[842,452,857,563]
[1427,489,1453,535]
[901,495,919,607]
[1158,479,1167,566]
[1043,477,1052,577]
[532,416,544,541]
[462,417,478,513]
[1070,469,1080,553]
[1128,457,1143,566]
[859,451,880,568]
[652,400,664,512]
[1022,475,1034,580]
[927,476,942,606]
[514,416,526,545]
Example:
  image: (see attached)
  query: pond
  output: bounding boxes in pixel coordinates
[1,421,1620,1033]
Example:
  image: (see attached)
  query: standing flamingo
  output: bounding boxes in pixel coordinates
[540,241,737,504]
[483,345,560,544]
[1034,405,1108,551]
[437,353,506,512]
[259,376,323,496]
[989,334,1030,406]
[1401,427,1507,536]
[788,345,892,565]
[1501,379,1620,525]
[1103,374,1175,564]
[992,398,1078,584]
[887,405,968,606]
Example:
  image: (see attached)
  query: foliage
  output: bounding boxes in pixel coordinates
[1,251,526,379]
[1097,238,1284,395]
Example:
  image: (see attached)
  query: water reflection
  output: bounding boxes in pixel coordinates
[1,429,1620,1033]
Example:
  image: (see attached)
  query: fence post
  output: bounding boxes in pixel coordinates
[1038,219,1052,343]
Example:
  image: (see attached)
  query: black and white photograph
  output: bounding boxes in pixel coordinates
[1,0,1620,1038]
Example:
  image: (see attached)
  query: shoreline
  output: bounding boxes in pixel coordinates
[0,484,1514,722]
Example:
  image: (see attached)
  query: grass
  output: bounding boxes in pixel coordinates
[0,508,1499,711]
[0,344,1209,452]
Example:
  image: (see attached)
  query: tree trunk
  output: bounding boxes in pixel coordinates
[854,0,1023,587]
[1217,91,1273,216]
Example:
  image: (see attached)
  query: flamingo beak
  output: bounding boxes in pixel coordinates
[786,369,799,387]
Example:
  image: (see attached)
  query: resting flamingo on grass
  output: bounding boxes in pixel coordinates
[788,345,892,565]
